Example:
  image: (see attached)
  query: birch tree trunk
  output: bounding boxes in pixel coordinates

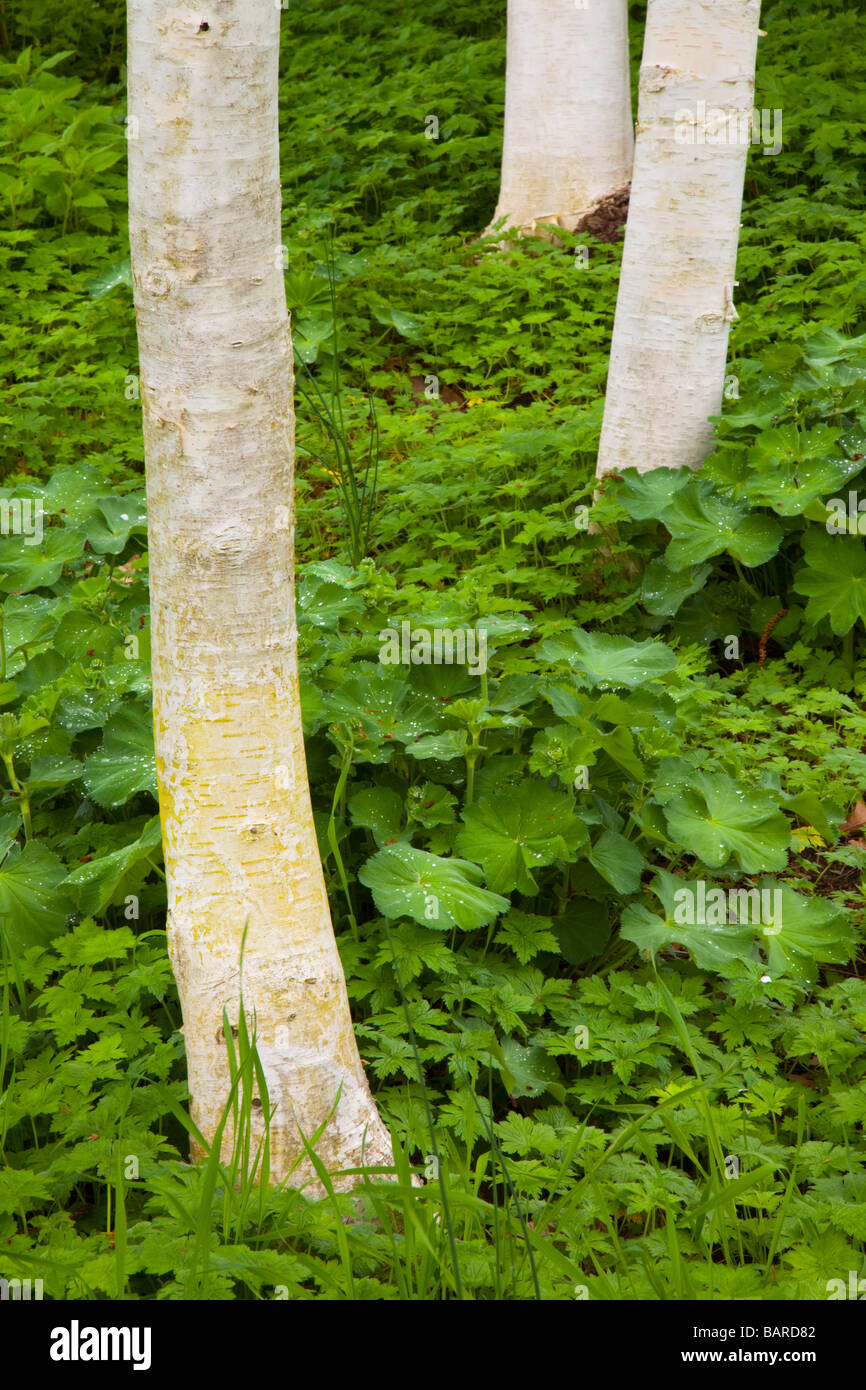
[596,0,761,477]
[490,0,633,234]
[127,0,393,1191]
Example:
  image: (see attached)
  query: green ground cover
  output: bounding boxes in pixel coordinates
[1,0,866,1299]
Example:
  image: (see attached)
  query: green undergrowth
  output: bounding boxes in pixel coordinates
[0,0,865,1299]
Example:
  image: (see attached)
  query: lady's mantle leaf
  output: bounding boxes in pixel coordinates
[83,705,157,808]
[793,530,866,634]
[538,629,677,690]
[0,842,69,949]
[359,843,507,930]
[456,782,587,893]
[621,869,755,973]
[663,771,791,872]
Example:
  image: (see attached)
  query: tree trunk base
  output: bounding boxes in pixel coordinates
[483,182,631,248]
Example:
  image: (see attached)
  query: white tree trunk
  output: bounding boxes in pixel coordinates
[490,0,633,234]
[127,1,393,1191]
[596,0,761,478]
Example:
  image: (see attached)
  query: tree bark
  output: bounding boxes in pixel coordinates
[596,0,761,477]
[490,0,633,235]
[127,0,393,1191]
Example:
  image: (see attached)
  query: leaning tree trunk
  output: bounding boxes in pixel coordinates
[127,1,393,1190]
[489,0,633,235]
[596,0,761,477]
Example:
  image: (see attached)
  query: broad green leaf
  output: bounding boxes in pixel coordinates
[553,898,611,964]
[793,529,866,634]
[86,257,132,298]
[761,882,854,982]
[64,816,162,916]
[85,494,148,555]
[284,270,330,313]
[83,704,157,808]
[292,316,334,365]
[0,527,84,593]
[598,725,646,781]
[642,558,711,616]
[1,594,58,659]
[529,724,599,781]
[0,842,69,949]
[298,575,364,629]
[358,843,507,930]
[25,755,82,793]
[52,608,118,662]
[406,781,458,828]
[783,791,844,846]
[663,488,782,571]
[588,828,646,894]
[621,869,755,973]
[15,650,65,695]
[456,782,587,893]
[653,756,703,804]
[43,464,106,525]
[538,629,677,689]
[662,771,791,872]
[368,297,422,341]
[607,467,692,520]
[488,674,540,712]
[299,677,325,737]
[500,1035,562,1100]
[712,395,790,432]
[406,729,468,761]
[325,673,445,763]
[593,688,677,731]
[803,325,866,367]
[348,787,406,846]
[745,454,862,517]
[541,683,586,721]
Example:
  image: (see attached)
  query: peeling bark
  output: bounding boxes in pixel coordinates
[127,0,393,1191]
[596,0,762,477]
[489,0,634,236]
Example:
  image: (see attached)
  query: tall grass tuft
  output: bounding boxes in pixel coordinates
[295,230,379,568]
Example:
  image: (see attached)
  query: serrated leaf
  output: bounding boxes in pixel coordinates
[456,782,587,893]
[761,882,854,982]
[663,771,791,872]
[0,842,69,949]
[348,786,405,847]
[537,629,677,689]
[83,705,157,808]
[496,910,559,963]
[607,467,692,520]
[499,1036,561,1100]
[663,488,783,571]
[64,816,162,916]
[588,828,646,894]
[620,869,755,973]
[358,843,507,930]
[793,529,866,634]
